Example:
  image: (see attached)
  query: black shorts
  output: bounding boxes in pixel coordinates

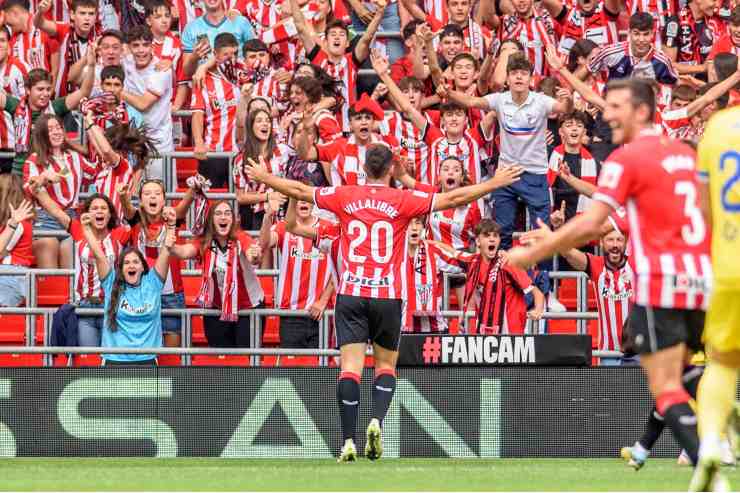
[334,294,402,351]
[627,305,705,354]
[280,316,319,349]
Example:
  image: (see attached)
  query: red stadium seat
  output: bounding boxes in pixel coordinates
[587,320,599,349]
[262,315,280,346]
[557,279,579,310]
[0,314,28,344]
[158,354,182,366]
[259,275,275,307]
[73,354,103,367]
[191,316,207,345]
[548,320,578,334]
[174,147,198,188]
[183,275,201,307]
[36,276,71,306]
[191,355,250,366]
[0,354,43,367]
[260,355,320,367]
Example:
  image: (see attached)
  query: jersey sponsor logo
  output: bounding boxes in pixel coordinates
[289,245,324,261]
[399,136,424,150]
[318,187,336,196]
[661,155,695,173]
[342,199,400,218]
[119,299,153,315]
[600,285,633,301]
[665,20,679,37]
[344,272,391,287]
[672,273,710,293]
[432,211,457,225]
[598,161,624,189]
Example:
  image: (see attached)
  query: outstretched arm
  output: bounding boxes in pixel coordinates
[154,226,176,280]
[433,166,524,211]
[245,157,316,203]
[444,88,491,110]
[682,68,740,118]
[545,45,606,111]
[0,201,34,258]
[290,0,318,54]
[64,46,97,110]
[354,0,388,63]
[371,51,429,130]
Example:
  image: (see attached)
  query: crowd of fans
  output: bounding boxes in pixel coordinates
[0,0,736,364]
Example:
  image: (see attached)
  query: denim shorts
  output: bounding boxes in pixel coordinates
[35,208,76,236]
[161,292,185,334]
[0,265,27,306]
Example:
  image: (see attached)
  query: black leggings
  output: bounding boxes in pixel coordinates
[204,315,251,348]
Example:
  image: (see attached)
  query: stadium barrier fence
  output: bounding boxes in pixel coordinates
[0,365,681,458]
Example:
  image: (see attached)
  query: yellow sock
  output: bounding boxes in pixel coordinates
[697,362,739,440]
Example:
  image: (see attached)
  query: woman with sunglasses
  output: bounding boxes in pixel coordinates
[81,211,175,365]
[171,200,264,347]
[120,178,197,348]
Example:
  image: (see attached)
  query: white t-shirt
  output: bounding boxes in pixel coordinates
[484,91,556,174]
[122,54,173,153]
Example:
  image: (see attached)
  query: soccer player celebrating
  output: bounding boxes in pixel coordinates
[689,92,740,491]
[244,145,523,462]
[507,78,711,469]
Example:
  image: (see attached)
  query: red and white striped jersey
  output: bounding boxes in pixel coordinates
[313,184,436,299]
[9,18,56,71]
[430,17,492,61]
[593,129,712,309]
[317,133,401,186]
[174,0,205,32]
[401,240,466,332]
[547,145,598,214]
[22,151,97,210]
[380,111,433,184]
[244,0,283,36]
[658,106,693,139]
[272,220,334,310]
[499,11,557,75]
[424,123,488,185]
[190,70,240,152]
[0,219,34,267]
[69,219,131,300]
[51,22,97,97]
[233,145,292,214]
[94,155,138,224]
[555,2,620,54]
[251,70,288,110]
[428,201,481,250]
[586,253,634,352]
[131,219,185,296]
[153,33,184,96]
[0,59,28,98]
[308,47,359,132]
[424,0,448,27]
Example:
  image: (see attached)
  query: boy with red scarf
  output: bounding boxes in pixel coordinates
[462,219,545,334]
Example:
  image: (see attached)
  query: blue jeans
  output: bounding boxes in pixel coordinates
[599,357,623,366]
[161,292,185,334]
[35,208,75,235]
[0,265,26,306]
[77,300,104,346]
[492,171,551,250]
[350,3,404,64]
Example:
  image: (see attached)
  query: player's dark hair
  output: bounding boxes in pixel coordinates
[325,19,349,37]
[364,144,393,180]
[126,25,153,44]
[243,38,268,54]
[475,219,502,236]
[730,5,740,25]
[82,193,119,231]
[507,53,533,74]
[567,38,598,72]
[558,110,590,128]
[71,0,98,11]
[0,0,29,12]
[402,19,424,40]
[439,101,466,116]
[671,84,696,103]
[398,76,424,93]
[605,78,656,122]
[714,53,739,87]
[680,138,698,150]
[24,68,52,90]
[144,0,169,17]
[629,12,654,32]
[100,29,126,44]
[451,52,479,70]
[214,32,239,51]
[289,76,324,104]
[100,64,125,84]
[439,23,464,40]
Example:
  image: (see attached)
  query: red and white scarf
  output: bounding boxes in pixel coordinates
[186,174,211,236]
[196,236,263,321]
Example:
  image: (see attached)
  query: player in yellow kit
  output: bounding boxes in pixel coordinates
[690,106,740,492]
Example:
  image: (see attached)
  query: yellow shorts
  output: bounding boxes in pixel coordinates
[704,287,740,353]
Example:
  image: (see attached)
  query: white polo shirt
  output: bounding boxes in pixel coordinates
[484,91,556,174]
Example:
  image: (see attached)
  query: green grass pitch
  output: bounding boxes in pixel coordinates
[0,458,738,491]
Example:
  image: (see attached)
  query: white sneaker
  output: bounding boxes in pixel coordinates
[337,438,357,463]
[365,418,383,461]
[547,295,567,313]
[678,449,693,466]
